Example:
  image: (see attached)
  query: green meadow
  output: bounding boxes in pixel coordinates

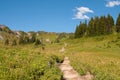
[1,26,120,80]
[0,44,63,80]
[65,34,120,80]
[45,33,120,80]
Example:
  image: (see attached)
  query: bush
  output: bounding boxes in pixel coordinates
[11,40,17,46]
[4,39,9,45]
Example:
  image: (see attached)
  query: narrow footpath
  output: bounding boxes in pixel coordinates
[59,57,93,80]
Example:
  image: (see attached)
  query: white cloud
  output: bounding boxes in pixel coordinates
[106,0,120,7]
[72,7,94,20]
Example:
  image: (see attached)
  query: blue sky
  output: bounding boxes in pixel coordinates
[0,0,120,32]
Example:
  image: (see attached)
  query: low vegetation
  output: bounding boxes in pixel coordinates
[65,34,120,80]
[0,44,64,80]
[1,13,120,80]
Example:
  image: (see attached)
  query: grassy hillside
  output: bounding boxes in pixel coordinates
[63,34,120,80]
[0,44,64,80]
[36,31,58,41]
[44,33,120,80]
[1,25,120,80]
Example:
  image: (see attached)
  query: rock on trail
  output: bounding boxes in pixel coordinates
[59,57,93,80]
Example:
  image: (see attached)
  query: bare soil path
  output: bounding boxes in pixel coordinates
[59,57,93,80]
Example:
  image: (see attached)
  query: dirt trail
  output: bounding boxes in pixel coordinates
[59,57,93,80]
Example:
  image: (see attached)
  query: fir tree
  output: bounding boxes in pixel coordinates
[116,13,120,32]
[4,39,9,45]
[106,14,114,34]
[74,22,87,38]
[11,40,17,46]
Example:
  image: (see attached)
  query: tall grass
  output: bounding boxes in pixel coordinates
[64,34,120,80]
[1,33,120,80]
[0,44,63,80]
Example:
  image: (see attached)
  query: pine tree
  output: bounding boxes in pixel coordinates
[11,40,17,46]
[18,36,24,44]
[24,36,29,44]
[29,33,36,43]
[94,17,100,35]
[74,25,80,38]
[4,39,9,45]
[106,14,114,34]
[116,13,120,32]
[80,22,87,36]
[74,22,87,38]
[88,17,95,36]
[88,17,99,36]
[35,39,41,45]
[99,16,106,35]
[75,14,116,38]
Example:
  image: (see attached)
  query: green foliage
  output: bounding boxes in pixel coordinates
[50,55,64,63]
[55,32,68,42]
[58,33,67,39]
[75,22,87,38]
[65,33,120,80]
[18,34,36,45]
[34,39,42,45]
[68,33,74,39]
[88,14,114,36]
[29,33,36,43]
[0,45,63,80]
[18,31,27,35]
[75,14,115,38]
[4,39,9,45]
[0,25,12,33]
[18,36,24,44]
[116,13,120,32]
[54,38,60,43]
[11,39,17,46]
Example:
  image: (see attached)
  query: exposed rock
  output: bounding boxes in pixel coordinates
[0,25,12,33]
[27,33,31,36]
[46,38,51,44]
[14,31,21,38]
[0,35,4,40]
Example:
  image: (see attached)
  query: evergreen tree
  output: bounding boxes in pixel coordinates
[106,14,114,34]
[4,39,9,45]
[116,13,120,32]
[29,33,36,43]
[11,40,17,46]
[35,39,42,45]
[74,14,117,38]
[74,25,80,38]
[18,36,24,44]
[94,17,100,35]
[88,17,100,36]
[99,16,106,35]
[74,22,87,38]
[88,17,96,36]
[54,38,60,43]
[87,14,114,36]
[80,22,87,36]
[24,36,29,44]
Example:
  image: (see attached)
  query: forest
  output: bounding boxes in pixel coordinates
[75,13,120,38]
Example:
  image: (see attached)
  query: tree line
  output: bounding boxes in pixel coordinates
[4,31,68,46]
[75,13,120,38]
[4,32,42,46]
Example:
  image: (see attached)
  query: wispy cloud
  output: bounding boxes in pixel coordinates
[72,7,94,20]
[106,0,120,7]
